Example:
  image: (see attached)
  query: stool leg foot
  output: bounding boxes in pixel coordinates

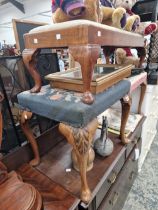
[59,119,98,203]
[20,111,40,166]
[120,95,131,144]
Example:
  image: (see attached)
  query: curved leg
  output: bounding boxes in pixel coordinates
[59,119,98,204]
[138,82,147,114]
[20,111,40,166]
[22,49,42,93]
[120,95,131,144]
[69,45,100,104]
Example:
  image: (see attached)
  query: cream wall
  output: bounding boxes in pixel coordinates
[0,0,52,44]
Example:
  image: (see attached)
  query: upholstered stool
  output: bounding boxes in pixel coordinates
[17,80,130,203]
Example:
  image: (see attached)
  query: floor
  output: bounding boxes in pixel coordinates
[122,135,158,210]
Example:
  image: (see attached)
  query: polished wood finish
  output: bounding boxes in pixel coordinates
[1,117,145,209]
[69,45,100,103]
[23,20,144,103]
[120,95,131,144]
[59,119,98,203]
[36,136,125,204]
[23,21,144,49]
[0,171,42,210]
[17,164,79,210]
[23,48,42,93]
[20,110,40,166]
[138,82,147,114]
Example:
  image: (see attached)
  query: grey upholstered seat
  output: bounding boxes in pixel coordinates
[17,80,130,127]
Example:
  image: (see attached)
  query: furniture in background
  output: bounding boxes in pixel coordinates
[132,0,158,83]
[0,56,27,152]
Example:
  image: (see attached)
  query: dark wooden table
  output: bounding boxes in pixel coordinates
[2,116,145,210]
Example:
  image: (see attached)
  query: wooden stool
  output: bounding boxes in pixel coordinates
[0,170,42,210]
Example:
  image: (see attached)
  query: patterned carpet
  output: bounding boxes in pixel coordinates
[122,135,158,210]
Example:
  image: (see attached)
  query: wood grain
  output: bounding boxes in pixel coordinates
[59,119,98,203]
[23,20,144,49]
[17,164,79,210]
[36,134,125,202]
[0,171,42,210]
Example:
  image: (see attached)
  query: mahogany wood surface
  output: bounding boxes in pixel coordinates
[1,117,145,209]
[36,130,139,204]
[17,164,79,210]
[0,171,42,210]
[22,48,42,93]
[36,117,144,205]
[69,45,100,103]
[23,20,144,49]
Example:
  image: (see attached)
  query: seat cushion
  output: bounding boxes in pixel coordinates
[17,80,130,127]
[127,72,147,93]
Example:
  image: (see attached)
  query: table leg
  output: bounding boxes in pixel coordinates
[20,111,40,166]
[120,95,131,144]
[22,48,42,93]
[59,118,98,203]
[69,45,100,104]
[138,82,147,114]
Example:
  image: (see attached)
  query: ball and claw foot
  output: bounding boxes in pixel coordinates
[120,137,131,144]
[29,158,40,167]
[82,91,94,104]
[30,85,41,93]
[81,189,92,204]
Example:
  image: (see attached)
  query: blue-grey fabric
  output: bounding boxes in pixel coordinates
[17,80,130,127]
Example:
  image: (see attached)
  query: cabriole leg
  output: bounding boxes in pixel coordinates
[20,111,40,166]
[69,45,100,104]
[59,119,98,203]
